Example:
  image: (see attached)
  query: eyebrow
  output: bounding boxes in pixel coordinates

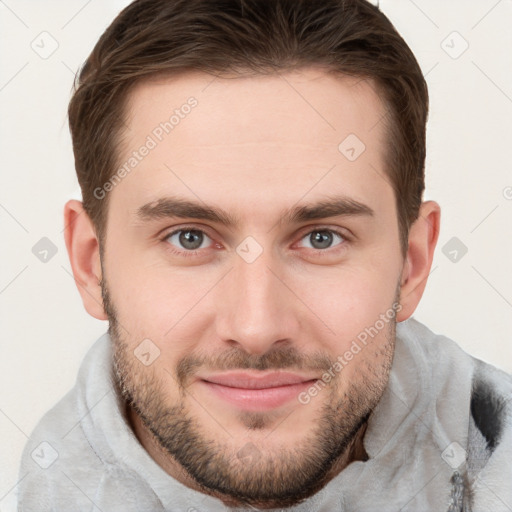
[135,195,374,227]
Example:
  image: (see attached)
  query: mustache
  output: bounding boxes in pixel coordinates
[176,345,334,386]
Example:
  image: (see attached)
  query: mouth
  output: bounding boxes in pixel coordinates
[197,371,318,411]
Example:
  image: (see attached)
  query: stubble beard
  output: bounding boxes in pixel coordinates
[101,276,396,509]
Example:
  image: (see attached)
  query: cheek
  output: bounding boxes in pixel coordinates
[298,267,398,316]
[291,257,399,347]
[105,254,222,372]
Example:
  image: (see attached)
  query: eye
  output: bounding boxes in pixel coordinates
[298,229,346,251]
[164,228,213,252]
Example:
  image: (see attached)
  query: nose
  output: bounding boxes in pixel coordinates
[214,249,300,355]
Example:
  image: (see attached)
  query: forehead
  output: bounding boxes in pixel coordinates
[123,67,386,147]
[110,68,392,224]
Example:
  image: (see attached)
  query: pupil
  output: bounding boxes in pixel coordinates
[311,231,332,249]
[180,230,202,250]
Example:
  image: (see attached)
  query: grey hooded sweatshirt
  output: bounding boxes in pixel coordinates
[17,318,512,511]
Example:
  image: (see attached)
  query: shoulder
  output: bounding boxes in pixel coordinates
[397,317,512,448]
[16,385,107,510]
[17,335,112,510]
[470,358,512,452]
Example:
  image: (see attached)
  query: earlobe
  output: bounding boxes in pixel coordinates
[396,201,441,322]
[63,199,108,321]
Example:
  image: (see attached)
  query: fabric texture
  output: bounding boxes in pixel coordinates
[17,318,512,511]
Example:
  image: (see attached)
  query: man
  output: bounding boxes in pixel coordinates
[17,0,512,511]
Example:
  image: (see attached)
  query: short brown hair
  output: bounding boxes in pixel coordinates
[68,0,428,255]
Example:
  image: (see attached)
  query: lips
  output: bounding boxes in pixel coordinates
[198,371,318,411]
[202,371,315,389]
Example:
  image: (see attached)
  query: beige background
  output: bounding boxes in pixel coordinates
[1,0,511,509]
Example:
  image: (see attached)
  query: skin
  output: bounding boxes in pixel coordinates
[64,68,440,509]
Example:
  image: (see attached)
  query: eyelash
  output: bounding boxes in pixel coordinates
[160,225,351,259]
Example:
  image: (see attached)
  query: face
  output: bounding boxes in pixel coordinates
[100,68,404,508]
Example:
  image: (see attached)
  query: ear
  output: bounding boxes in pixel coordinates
[63,199,107,320]
[396,201,441,322]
